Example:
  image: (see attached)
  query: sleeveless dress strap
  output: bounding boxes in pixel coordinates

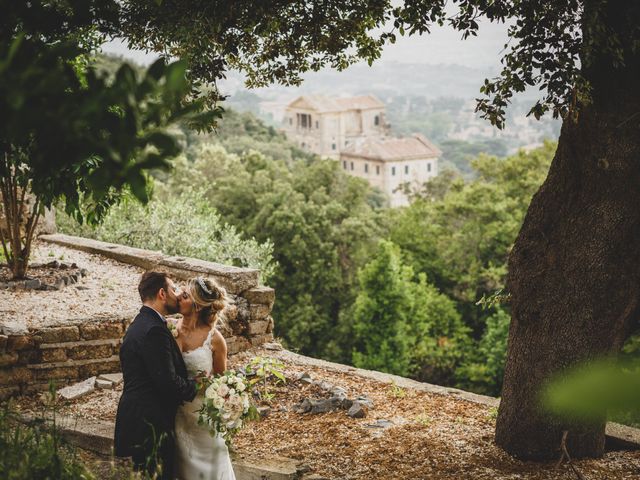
[203,326,215,347]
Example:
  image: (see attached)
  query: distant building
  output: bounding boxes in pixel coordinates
[340,134,440,207]
[282,95,389,159]
[282,95,439,207]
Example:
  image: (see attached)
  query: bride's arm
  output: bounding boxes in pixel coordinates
[211,329,228,375]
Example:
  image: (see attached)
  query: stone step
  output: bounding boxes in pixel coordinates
[19,414,313,478]
[39,338,121,349]
[27,355,120,370]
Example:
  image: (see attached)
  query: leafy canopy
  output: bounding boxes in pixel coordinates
[8,1,619,128]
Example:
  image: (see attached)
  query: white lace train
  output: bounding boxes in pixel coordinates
[175,328,235,480]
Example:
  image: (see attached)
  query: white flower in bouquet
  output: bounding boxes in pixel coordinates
[217,384,230,397]
[205,384,217,400]
[197,370,259,446]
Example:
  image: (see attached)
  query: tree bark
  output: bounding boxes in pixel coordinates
[495,1,640,459]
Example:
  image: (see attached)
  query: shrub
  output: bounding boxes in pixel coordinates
[0,401,93,479]
[58,188,276,281]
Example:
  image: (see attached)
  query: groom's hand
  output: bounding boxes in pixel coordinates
[193,371,210,393]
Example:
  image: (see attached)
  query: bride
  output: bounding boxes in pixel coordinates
[174,276,235,480]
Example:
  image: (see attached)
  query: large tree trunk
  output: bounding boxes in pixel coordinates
[495,1,640,460]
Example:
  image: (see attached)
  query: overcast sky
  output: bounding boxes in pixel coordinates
[102,18,509,70]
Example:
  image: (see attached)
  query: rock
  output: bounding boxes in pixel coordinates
[249,303,271,321]
[293,398,312,414]
[365,419,393,429]
[250,333,274,347]
[296,372,313,383]
[46,260,60,268]
[356,395,374,408]
[263,341,283,351]
[0,352,19,367]
[6,335,34,351]
[24,279,41,290]
[347,401,367,418]
[257,406,271,418]
[242,286,275,306]
[75,286,90,290]
[95,379,114,390]
[248,320,270,335]
[330,386,347,397]
[315,381,334,392]
[309,397,343,414]
[341,398,354,410]
[41,326,80,343]
[58,377,96,401]
[71,263,78,269]
[97,372,123,385]
[79,268,88,277]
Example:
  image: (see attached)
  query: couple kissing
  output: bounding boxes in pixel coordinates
[114,271,236,479]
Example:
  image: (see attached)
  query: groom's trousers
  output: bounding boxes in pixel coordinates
[131,427,176,480]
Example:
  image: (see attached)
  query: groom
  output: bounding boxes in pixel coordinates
[114,271,197,479]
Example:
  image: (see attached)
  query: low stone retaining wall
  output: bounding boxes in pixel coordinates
[0,319,124,400]
[1,234,276,399]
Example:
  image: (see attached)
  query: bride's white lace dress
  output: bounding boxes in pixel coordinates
[175,328,236,480]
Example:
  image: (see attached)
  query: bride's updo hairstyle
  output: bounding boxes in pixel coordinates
[187,277,228,327]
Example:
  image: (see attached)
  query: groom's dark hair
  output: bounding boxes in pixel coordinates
[138,271,169,302]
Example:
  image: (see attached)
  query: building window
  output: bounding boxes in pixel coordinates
[364,163,369,173]
[316,121,319,128]
[350,162,354,171]
[405,165,409,174]
[392,166,396,176]
[345,141,349,146]
[301,142,305,148]
[427,162,432,172]
[343,161,347,169]
[374,115,380,126]
[297,113,312,129]
[332,143,336,150]
[376,165,380,175]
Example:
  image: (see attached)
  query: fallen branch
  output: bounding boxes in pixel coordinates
[555,430,587,480]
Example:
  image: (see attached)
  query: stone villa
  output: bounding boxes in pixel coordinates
[282,95,439,207]
[282,95,389,160]
[340,134,440,208]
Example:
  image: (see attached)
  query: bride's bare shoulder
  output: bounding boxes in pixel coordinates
[210,328,227,350]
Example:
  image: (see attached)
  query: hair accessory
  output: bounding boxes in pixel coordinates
[197,277,213,296]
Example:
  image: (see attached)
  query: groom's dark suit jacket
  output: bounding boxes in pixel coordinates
[114,305,197,458]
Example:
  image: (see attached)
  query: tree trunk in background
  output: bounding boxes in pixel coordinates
[495,1,640,459]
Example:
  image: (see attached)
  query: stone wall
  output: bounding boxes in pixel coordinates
[0,234,276,399]
[0,319,124,400]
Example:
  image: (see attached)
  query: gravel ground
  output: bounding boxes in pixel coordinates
[0,241,144,333]
[14,348,640,480]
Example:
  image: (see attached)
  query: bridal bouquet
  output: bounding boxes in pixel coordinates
[197,370,258,445]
